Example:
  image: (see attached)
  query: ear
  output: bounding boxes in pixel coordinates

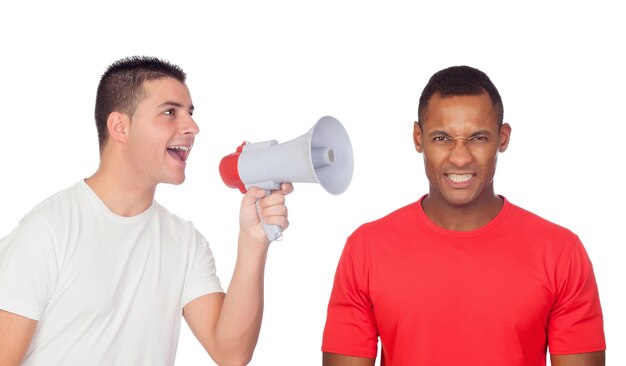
[107,111,130,145]
[413,121,424,153]
[498,122,512,153]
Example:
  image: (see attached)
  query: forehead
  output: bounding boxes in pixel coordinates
[421,92,499,132]
[140,77,192,105]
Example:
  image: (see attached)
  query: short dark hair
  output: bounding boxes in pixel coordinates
[417,65,503,125]
[94,56,186,150]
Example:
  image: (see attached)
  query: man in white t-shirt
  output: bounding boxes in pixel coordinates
[0,56,292,365]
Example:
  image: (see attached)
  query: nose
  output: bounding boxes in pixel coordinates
[449,139,472,166]
[182,115,200,135]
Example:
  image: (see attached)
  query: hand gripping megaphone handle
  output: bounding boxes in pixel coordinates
[219,116,354,243]
[252,182,284,242]
[218,141,285,242]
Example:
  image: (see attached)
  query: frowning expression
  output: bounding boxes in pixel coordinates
[414,91,511,208]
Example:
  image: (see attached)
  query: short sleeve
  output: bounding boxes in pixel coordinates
[548,238,605,354]
[322,233,378,358]
[0,213,59,320]
[181,229,224,307]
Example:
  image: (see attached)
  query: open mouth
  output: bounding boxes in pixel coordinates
[167,145,191,162]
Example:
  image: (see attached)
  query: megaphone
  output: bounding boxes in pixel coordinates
[219,115,354,242]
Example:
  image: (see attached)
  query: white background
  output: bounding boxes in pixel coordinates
[1,1,624,365]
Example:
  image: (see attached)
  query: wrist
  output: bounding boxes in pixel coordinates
[238,230,271,252]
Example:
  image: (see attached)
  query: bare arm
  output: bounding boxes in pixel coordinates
[184,184,291,365]
[184,238,268,365]
[0,310,37,366]
[550,351,605,366]
[323,352,376,366]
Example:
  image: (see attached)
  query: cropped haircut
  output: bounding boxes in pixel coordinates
[94,56,186,150]
[417,65,503,126]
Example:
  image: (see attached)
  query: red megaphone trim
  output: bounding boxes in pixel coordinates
[219,142,248,194]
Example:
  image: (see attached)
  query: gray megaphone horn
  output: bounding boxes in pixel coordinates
[219,115,354,241]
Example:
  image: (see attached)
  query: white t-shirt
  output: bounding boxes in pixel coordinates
[0,181,224,365]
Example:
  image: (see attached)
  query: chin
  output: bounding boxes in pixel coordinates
[441,191,480,207]
[163,175,186,185]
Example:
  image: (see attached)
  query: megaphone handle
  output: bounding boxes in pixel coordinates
[256,190,283,242]
[246,181,283,242]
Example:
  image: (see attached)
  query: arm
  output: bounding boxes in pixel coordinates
[323,352,376,366]
[184,184,292,365]
[550,351,605,366]
[0,310,37,366]
[322,233,379,364]
[547,240,605,366]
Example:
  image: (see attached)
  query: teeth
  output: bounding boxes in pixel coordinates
[448,174,473,183]
[167,146,191,151]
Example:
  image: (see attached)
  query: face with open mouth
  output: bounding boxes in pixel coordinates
[414,91,511,210]
[126,77,199,187]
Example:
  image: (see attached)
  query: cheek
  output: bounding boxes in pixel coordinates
[422,149,445,168]
[133,128,168,150]
[422,155,441,179]
[475,150,499,173]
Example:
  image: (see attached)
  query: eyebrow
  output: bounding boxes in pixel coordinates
[428,130,451,137]
[468,130,492,137]
[158,101,195,113]
[428,129,492,137]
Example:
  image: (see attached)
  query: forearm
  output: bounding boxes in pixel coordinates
[213,233,269,364]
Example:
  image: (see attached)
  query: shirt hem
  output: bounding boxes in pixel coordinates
[321,346,377,359]
[549,345,607,355]
[182,285,225,308]
[0,300,42,321]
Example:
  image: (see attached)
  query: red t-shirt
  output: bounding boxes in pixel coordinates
[322,197,605,366]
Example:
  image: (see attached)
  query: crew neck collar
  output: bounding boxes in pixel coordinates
[414,194,510,239]
[78,179,157,224]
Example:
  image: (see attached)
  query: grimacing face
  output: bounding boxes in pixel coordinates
[413,92,511,210]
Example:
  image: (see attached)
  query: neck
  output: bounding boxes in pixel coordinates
[85,154,156,217]
[421,191,504,231]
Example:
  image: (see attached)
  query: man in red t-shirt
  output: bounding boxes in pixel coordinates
[322,66,605,366]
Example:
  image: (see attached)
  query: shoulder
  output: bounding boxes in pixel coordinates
[501,200,586,268]
[354,201,418,233]
[30,183,83,216]
[346,201,420,250]
[504,200,579,243]
[152,203,209,250]
[153,203,196,232]
[11,182,87,234]
[0,185,81,257]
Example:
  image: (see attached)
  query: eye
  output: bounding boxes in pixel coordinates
[470,135,489,142]
[432,136,450,142]
[163,108,175,116]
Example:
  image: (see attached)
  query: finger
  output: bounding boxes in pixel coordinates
[280,183,294,194]
[257,204,288,228]
[260,213,290,230]
[241,186,268,207]
[259,203,288,218]
[257,191,287,210]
